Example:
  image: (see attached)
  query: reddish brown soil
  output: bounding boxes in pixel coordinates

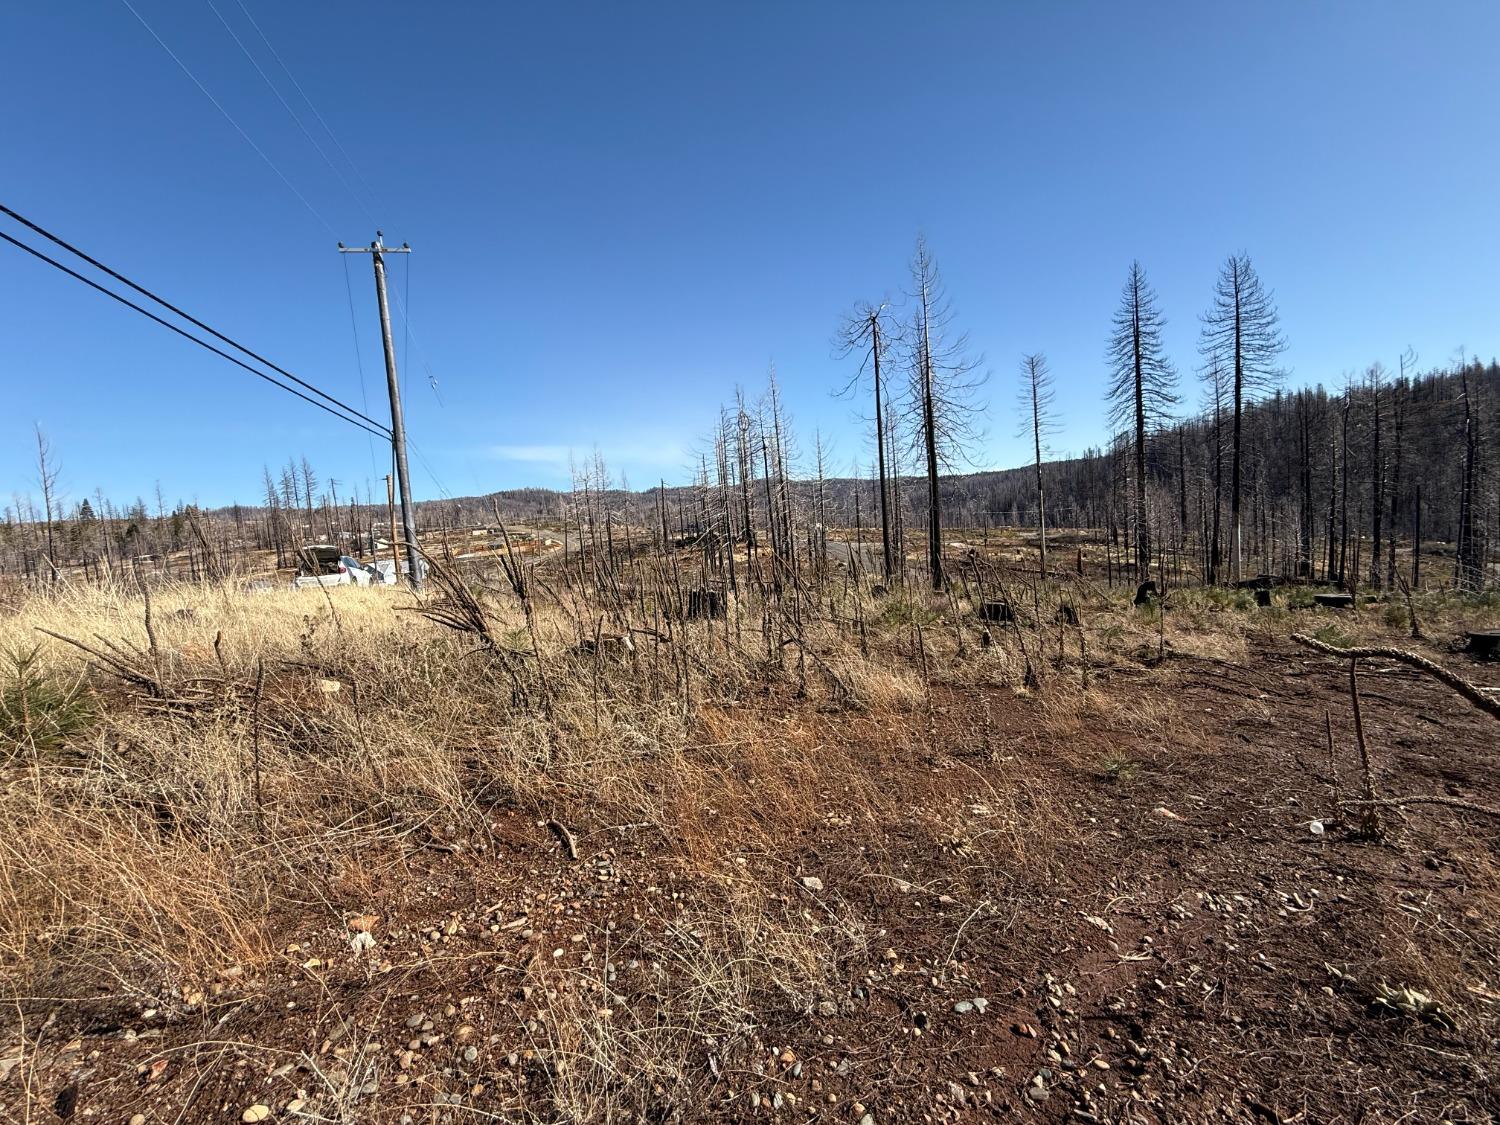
[9,636,1499,1124]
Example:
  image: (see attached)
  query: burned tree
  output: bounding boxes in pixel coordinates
[1107,262,1177,581]
[1367,363,1386,587]
[1386,348,1414,588]
[33,425,61,580]
[1200,253,1285,583]
[1456,362,1484,591]
[836,301,897,582]
[905,237,984,591]
[1018,352,1057,574]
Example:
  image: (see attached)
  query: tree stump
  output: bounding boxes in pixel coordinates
[1313,593,1354,609]
[1054,603,1079,626]
[978,600,1014,623]
[1255,588,1272,607]
[1133,580,1158,606]
[1466,630,1500,660]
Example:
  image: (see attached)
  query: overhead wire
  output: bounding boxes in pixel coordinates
[387,267,446,408]
[204,0,453,432]
[202,0,378,229]
[0,229,391,441]
[120,1,457,502]
[201,1,453,487]
[116,0,338,238]
[0,202,391,434]
[343,252,382,479]
[408,439,456,500]
[229,0,386,218]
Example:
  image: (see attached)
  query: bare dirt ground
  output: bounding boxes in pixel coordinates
[9,620,1497,1124]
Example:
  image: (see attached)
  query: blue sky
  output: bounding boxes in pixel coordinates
[3,1,1497,512]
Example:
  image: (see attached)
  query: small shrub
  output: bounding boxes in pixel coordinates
[1284,587,1317,609]
[0,645,96,758]
[875,594,943,629]
[1098,753,1139,784]
[1312,623,1353,647]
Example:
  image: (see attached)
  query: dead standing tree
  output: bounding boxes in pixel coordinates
[1200,253,1285,584]
[1107,262,1177,583]
[1018,353,1057,575]
[1455,361,1484,591]
[906,237,984,591]
[835,301,898,583]
[1386,348,1414,588]
[33,425,61,582]
[1366,363,1386,588]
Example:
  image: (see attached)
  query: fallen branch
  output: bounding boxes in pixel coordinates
[35,627,164,698]
[1340,795,1500,819]
[1290,633,1500,722]
[546,817,578,860]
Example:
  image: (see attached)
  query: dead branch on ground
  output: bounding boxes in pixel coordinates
[1291,633,1500,721]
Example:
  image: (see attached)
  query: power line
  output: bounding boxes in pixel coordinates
[0,203,391,434]
[229,0,385,218]
[408,438,455,500]
[388,258,446,407]
[0,228,391,442]
[203,0,378,229]
[116,0,337,237]
[343,253,381,479]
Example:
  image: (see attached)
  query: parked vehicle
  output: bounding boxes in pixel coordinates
[291,546,387,589]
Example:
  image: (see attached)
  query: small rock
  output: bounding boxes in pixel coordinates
[799,876,825,892]
[242,1107,272,1124]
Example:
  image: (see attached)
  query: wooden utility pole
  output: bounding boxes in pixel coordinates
[385,474,400,582]
[340,232,421,589]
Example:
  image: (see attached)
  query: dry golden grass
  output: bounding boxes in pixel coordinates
[0,572,967,1017]
[5,559,1491,1120]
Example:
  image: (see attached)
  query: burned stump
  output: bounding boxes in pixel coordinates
[686,588,724,620]
[1254,588,1272,608]
[1313,593,1354,609]
[1133,580,1159,607]
[1237,574,1286,590]
[978,600,1014,623]
[1466,630,1500,660]
[1054,603,1079,626]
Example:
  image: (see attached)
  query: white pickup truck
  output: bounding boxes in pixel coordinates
[292,545,396,589]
